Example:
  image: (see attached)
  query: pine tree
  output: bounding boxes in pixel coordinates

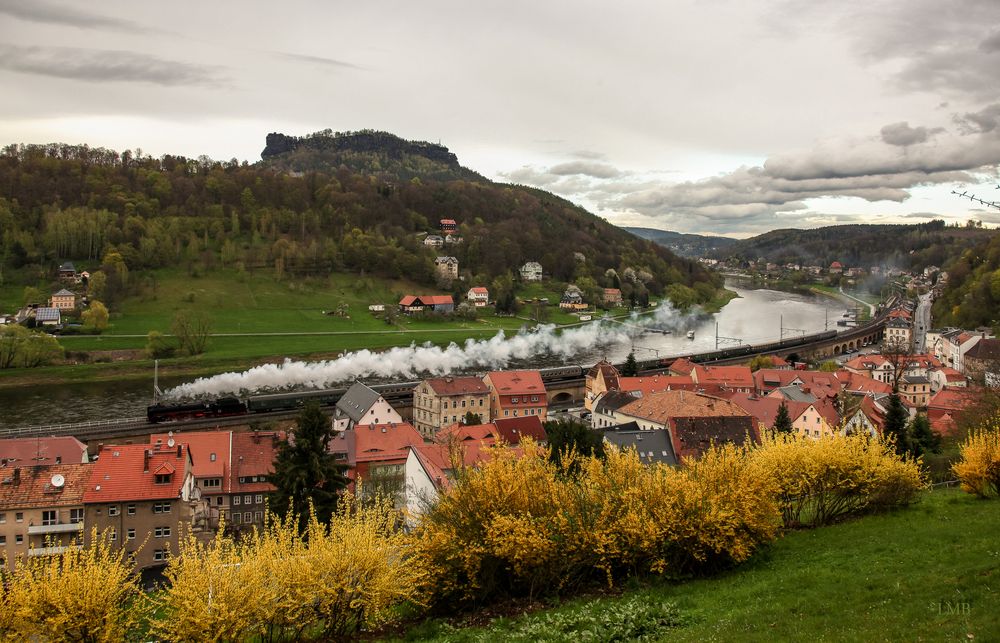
[268,403,349,530]
[622,351,639,376]
[907,413,941,457]
[774,401,793,433]
[882,393,910,456]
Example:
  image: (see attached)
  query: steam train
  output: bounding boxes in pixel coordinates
[146,328,842,424]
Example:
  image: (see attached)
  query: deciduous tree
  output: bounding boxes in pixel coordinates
[171,309,212,355]
[81,300,109,331]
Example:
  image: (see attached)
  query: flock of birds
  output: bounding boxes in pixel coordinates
[951,184,1000,210]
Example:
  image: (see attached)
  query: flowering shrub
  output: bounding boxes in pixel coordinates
[750,432,925,527]
[952,420,1000,498]
[154,495,425,641]
[414,441,782,607]
[0,532,146,642]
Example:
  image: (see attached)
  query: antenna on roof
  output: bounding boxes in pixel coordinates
[153,359,163,404]
[50,474,65,488]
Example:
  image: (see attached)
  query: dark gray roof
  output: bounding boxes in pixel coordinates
[335,381,383,423]
[773,385,816,403]
[594,390,641,414]
[53,288,75,297]
[965,338,1000,361]
[35,308,61,322]
[902,375,930,385]
[602,427,677,466]
[58,261,75,271]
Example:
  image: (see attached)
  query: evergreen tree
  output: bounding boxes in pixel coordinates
[622,351,639,376]
[773,401,793,434]
[907,413,941,457]
[543,418,605,473]
[267,403,349,531]
[463,411,482,425]
[882,393,910,456]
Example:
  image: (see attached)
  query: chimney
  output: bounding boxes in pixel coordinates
[143,450,150,473]
[12,468,20,485]
[177,444,182,458]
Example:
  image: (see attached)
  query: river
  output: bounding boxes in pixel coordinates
[0,282,848,429]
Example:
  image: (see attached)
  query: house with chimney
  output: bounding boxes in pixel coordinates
[0,463,92,569]
[332,381,403,432]
[483,370,548,421]
[413,376,491,437]
[83,443,196,569]
[329,421,424,503]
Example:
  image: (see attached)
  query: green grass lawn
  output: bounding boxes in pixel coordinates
[393,487,1000,642]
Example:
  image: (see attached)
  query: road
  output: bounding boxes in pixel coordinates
[913,292,932,352]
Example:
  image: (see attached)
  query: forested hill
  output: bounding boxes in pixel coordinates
[624,227,736,257]
[932,231,1000,332]
[0,135,720,308]
[710,222,994,271]
[260,129,485,182]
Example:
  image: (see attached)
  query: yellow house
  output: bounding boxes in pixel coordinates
[50,289,76,311]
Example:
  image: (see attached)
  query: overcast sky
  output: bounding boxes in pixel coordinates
[2,0,999,237]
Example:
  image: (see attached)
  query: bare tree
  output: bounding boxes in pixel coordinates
[171,310,212,355]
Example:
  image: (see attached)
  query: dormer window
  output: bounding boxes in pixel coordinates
[155,473,172,484]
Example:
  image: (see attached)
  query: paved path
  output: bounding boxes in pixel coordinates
[838,286,876,316]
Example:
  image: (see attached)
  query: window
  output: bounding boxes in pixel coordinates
[461,400,466,408]
[15,512,23,523]
[531,396,539,402]
[15,535,23,544]
[513,410,518,417]
[210,453,217,462]
[512,397,519,403]
[127,528,136,541]
[153,549,167,562]
[504,410,509,417]
[154,526,171,538]
[216,496,223,506]
[255,511,262,523]
[127,504,136,516]
[154,474,171,484]
[42,510,57,526]
[233,496,241,506]
[244,495,252,505]
[108,505,120,516]
[233,513,241,525]
[255,495,263,505]
[479,399,483,406]
[203,479,221,489]
[0,535,5,545]
[0,512,6,524]
[108,529,116,542]
[153,503,171,514]
[243,512,252,523]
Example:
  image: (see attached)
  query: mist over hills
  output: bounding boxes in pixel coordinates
[623,227,737,258]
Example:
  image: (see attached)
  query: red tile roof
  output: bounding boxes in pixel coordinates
[83,443,191,504]
[0,463,92,510]
[667,358,697,377]
[425,376,489,396]
[330,422,424,466]
[469,287,488,294]
[436,423,496,443]
[485,370,546,396]
[232,431,284,493]
[928,388,978,412]
[728,393,801,430]
[493,416,547,444]
[399,295,454,306]
[754,369,842,398]
[617,375,695,395]
[150,431,229,481]
[619,390,751,425]
[0,436,88,467]
[694,365,754,389]
[835,370,892,395]
[937,367,966,382]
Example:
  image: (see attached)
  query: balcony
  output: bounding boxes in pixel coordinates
[28,544,80,557]
[27,522,84,536]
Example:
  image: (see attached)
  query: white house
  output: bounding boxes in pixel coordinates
[423,235,444,248]
[332,382,403,432]
[467,287,489,307]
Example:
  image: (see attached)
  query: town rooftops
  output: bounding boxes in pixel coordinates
[770,385,817,403]
[928,388,978,412]
[485,370,545,395]
[0,463,92,510]
[83,443,191,503]
[232,430,284,492]
[693,365,754,388]
[0,436,88,467]
[672,416,757,461]
[492,416,547,444]
[937,367,966,382]
[330,422,423,466]
[965,338,1000,361]
[335,381,384,424]
[425,376,489,396]
[595,390,642,414]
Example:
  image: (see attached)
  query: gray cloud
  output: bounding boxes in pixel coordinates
[980,31,1000,52]
[274,51,363,70]
[955,103,1000,134]
[548,161,623,179]
[0,0,159,33]
[0,44,225,87]
[880,121,942,146]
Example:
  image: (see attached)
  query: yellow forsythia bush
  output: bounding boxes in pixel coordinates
[154,495,426,641]
[0,532,147,642]
[750,431,925,527]
[952,419,1000,498]
[413,441,782,607]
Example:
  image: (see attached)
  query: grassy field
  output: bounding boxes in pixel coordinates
[393,487,999,642]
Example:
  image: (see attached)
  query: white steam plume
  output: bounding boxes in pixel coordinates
[166,305,692,399]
